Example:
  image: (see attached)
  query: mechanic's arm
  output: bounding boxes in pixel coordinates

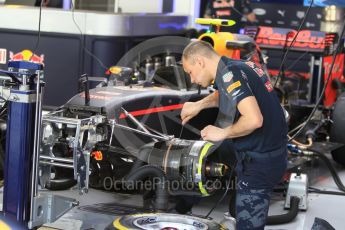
[196,91,219,109]
[181,91,218,125]
[200,65,264,141]
[200,95,262,141]
[224,96,263,138]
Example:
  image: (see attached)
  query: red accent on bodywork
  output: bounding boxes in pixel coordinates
[119,104,184,119]
[323,54,345,107]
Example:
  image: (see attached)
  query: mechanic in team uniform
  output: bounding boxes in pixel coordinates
[181,40,287,229]
[204,0,256,33]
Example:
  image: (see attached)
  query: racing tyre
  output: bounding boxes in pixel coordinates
[107,213,226,230]
[330,92,345,167]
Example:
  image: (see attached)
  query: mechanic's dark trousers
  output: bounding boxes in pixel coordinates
[235,147,287,230]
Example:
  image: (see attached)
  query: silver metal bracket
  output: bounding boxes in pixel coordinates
[40,114,107,194]
[28,193,79,229]
[285,173,308,210]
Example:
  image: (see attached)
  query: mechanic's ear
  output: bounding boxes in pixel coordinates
[195,56,204,67]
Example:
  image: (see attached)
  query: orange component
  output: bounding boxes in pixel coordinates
[198,32,237,58]
[91,151,103,161]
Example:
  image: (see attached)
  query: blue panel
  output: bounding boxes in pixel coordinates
[7,61,43,71]
[3,100,36,227]
[304,0,345,6]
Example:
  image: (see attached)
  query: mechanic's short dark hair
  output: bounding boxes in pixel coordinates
[183,40,217,63]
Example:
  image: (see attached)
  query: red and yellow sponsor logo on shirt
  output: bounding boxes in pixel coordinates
[227,80,241,93]
[265,81,274,92]
[253,68,265,77]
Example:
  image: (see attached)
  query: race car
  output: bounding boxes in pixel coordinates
[0,19,271,210]
[38,18,267,194]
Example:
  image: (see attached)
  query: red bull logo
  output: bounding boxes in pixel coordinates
[9,50,44,65]
[256,27,326,52]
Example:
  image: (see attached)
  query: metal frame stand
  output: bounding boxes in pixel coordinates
[2,60,77,229]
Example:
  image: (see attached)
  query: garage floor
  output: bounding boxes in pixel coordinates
[1,153,345,230]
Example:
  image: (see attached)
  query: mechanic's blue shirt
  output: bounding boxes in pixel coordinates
[214,56,287,153]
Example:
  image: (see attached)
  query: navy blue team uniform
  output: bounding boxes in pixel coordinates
[214,56,288,229]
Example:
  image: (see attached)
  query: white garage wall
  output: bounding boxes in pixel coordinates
[173,0,201,28]
[117,0,163,13]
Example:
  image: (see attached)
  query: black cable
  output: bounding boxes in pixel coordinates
[45,178,77,191]
[266,196,300,225]
[306,149,345,192]
[30,0,44,61]
[273,0,314,88]
[0,70,21,84]
[279,34,291,83]
[229,5,246,18]
[125,165,169,211]
[0,95,6,103]
[309,190,345,196]
[285,51,309,72]
[290,20,345,140]
[309,187,345,196]
[0,101,8,118]
[204,160,237,218]
[70,1,109,71]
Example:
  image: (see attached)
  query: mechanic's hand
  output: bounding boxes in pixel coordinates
[181,102,201,125]
[201,125,227,142]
